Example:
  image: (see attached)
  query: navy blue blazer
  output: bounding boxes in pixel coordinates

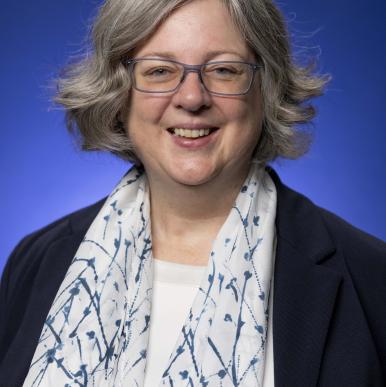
[1,169,385,386]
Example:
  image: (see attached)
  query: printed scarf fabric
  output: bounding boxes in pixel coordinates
[23,164,277,387]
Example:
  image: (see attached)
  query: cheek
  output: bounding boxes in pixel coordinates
[221,95,263,155]
[126,93,170,133]
[223,95,262,133]
[126,94,172,162]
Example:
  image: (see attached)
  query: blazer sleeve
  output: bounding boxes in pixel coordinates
[0,217,72,365]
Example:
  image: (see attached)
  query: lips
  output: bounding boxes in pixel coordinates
[167,127,219,139]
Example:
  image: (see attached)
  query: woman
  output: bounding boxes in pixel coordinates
[0,0,385,386]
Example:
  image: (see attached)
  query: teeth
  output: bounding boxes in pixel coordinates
[172,128,211,138]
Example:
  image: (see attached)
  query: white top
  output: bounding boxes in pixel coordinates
[144,258,275,386]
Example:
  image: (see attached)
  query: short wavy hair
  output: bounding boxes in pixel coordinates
[56,0,329,164]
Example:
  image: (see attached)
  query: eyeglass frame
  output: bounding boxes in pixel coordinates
[125,58,263,96]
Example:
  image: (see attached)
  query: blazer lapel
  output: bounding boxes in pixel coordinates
[269,169,343,387]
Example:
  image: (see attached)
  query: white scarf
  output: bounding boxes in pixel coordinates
[23,164,277,386]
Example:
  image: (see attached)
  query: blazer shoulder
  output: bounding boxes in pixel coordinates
[0,198,106,318]
[269,166,385,264]
[0,198,106,366]
[318,207,386,265]
[317,206,386,307]
[2,197,106,284]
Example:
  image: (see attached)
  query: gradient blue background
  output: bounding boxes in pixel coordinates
[1,0,385,274]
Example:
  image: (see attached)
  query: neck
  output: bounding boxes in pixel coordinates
[146,163,253,264]
[149,166,249,224]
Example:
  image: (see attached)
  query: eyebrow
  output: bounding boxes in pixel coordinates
[135,50,247,61]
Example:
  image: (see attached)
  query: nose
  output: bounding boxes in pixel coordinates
[171,71,212,112]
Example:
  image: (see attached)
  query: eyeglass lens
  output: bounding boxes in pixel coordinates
[131,59,254,95]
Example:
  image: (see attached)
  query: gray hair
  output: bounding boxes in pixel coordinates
[56,0,329,164]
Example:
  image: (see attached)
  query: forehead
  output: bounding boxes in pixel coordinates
[134,0,253,62]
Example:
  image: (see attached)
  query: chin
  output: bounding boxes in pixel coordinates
[171,172,215,187]
[167,163,219,187]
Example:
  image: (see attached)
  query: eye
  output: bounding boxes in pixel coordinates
[214,66,237,75]
[204,63,244,79]
[145,67,171,76]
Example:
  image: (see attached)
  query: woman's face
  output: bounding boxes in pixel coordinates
[126,0,262,187]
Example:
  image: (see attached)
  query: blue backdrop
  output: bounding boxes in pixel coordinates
[1,0,385,274]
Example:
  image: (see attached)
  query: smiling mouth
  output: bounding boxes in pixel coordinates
[167,127,219,138]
